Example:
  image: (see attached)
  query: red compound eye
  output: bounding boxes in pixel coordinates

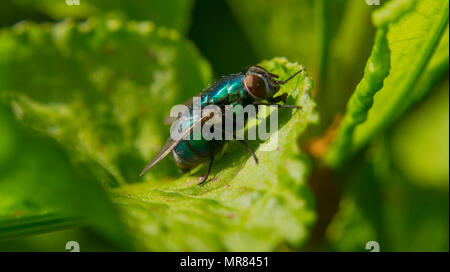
[245,74,266,99]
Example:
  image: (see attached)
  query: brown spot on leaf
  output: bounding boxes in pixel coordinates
[197,176,205,182]
[13,210,23,217]
[304,114,343,158]
[104,44,116,55]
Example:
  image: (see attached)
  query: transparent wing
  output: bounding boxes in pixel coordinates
[163,96,196,125]
[139,113,213,176]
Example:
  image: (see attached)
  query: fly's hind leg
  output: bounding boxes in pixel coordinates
[238,139,258,164]
[198,142,215,186]
[232,125,258,164]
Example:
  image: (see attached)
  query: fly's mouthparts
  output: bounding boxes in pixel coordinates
[276,67,305,85]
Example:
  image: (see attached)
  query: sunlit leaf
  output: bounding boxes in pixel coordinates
[325,0,449,167]
[353,0,449,149]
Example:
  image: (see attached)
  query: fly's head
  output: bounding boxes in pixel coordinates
[244,65,304,101]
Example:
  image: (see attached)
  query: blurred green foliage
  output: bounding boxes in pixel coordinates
[353,0,449,150]
[0,103,131,248]
[0,0,448,252]
[12,0,194,33]
[0,17,211,187]
[229,0,376,128]
[327,0,449,166]
[327,80,449,251]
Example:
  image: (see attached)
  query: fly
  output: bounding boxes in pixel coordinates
[140,65,304,185]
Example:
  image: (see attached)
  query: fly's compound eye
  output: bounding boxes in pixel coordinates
[245,74,267,99]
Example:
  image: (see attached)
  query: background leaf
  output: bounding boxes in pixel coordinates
[353,0,449,150]
[228,0,343,82]
[0,17,211,187]
[11,0,194,33]
[326,0,449,166]
[228,0,375,129]
[325,27,390,167]
[0,103,131,249]
[390,79,449,189]
[326,80,449,251]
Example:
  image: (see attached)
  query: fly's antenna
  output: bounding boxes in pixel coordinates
[276,67,305,85]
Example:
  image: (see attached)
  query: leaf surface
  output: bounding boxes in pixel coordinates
[13,0,194,33]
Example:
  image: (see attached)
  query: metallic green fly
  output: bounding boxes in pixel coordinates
[140,65,303,185]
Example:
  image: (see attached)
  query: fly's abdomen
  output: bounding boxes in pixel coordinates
[172,139,224,171]
[172,139,209,171]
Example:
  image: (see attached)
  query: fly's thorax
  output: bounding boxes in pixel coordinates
[200,75,246,106]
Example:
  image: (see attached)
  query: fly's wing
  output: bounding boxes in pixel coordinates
[163,96,196,125]
[139,113,213,176]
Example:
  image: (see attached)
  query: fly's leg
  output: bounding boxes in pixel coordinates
[268,93,288,103]
[238,139,258,164]
[253,101,301,109]
[231,122,258,164]
[259,93,301,109]
[198,142,215,186]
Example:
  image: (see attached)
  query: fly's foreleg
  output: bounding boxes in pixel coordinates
[198,142,215,185]
[238,140,258,164]
[255,93,301,109]
[268,93,288,103]
[253,101,301,109]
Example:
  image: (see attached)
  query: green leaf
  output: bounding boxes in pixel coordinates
[0,18,211,187]
[354,0,449,149]
[325,27,390,166]
[0,104,131,248]
[112,58,318,251]
[406,26,449,108]
[12,0,194,33]
[326,0,449,167]
[317,0,376,127]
